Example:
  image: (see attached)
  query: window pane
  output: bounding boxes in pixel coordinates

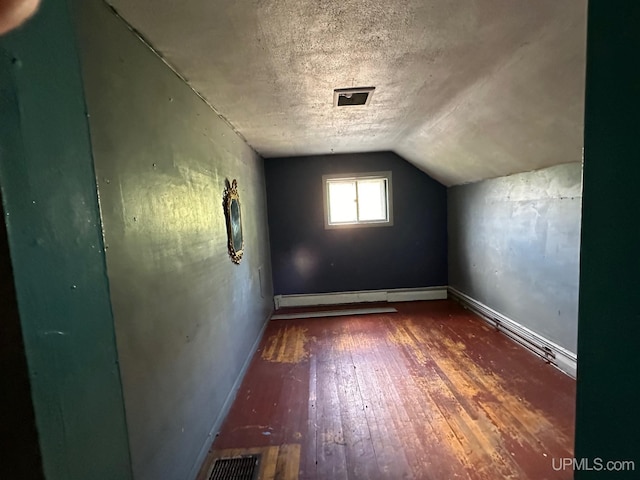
[357,179,387,221]
[328,181,357,223]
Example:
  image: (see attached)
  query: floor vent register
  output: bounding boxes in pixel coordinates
[209,455,261,480]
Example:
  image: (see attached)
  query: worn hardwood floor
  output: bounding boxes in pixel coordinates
[199,300,575,480]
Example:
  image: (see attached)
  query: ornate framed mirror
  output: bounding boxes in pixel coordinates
[223,179,243,264]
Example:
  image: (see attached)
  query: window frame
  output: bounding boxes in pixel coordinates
[322,171,394,229]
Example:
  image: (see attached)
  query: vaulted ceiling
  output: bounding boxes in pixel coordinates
[107,0,587,186]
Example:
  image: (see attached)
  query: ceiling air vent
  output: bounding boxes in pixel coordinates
[333,87,375,107]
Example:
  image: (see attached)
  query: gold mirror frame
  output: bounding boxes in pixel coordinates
[223,179,244,264]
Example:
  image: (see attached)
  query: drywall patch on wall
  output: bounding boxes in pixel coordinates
[72,2,274,480]
[265,152,447,295]
[448,162,582,352]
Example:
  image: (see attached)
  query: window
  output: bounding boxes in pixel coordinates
[323,172,393,228]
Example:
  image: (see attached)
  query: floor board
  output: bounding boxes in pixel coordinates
[199,300,575,480]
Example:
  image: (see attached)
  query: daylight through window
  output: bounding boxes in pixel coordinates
[323,172,393,228]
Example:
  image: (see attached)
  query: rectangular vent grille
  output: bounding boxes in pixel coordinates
[334,86,375,106]
[209,455,260,480]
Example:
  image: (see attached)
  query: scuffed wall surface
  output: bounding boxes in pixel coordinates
[72,2,273,479]
[448,163,582,352]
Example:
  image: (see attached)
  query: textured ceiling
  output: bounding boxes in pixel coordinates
[107,0,587,186]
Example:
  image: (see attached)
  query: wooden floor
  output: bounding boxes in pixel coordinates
[199,300,575,480]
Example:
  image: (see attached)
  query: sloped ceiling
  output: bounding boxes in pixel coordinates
[107,0,587,186]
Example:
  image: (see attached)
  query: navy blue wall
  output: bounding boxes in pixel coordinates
[265,152,447,295]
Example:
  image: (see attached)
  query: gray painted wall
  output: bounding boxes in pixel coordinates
[73,2,273,480]
[448,163,582,352]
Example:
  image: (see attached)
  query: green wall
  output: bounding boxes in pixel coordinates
[0,190,43,478]
[575,2,640,478]
[0,2,132,479]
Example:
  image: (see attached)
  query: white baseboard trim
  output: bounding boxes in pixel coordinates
[188,310,271,480]
[274,286,448,309]
[448,287,577,378]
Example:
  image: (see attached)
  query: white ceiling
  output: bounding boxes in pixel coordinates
[108,0,587,186]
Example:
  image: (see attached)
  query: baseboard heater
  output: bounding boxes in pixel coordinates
[491,317,556,364]
[273,286,448,309]
[448,287,577,378]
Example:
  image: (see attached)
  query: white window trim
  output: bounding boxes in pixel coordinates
[322,171,394,229]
